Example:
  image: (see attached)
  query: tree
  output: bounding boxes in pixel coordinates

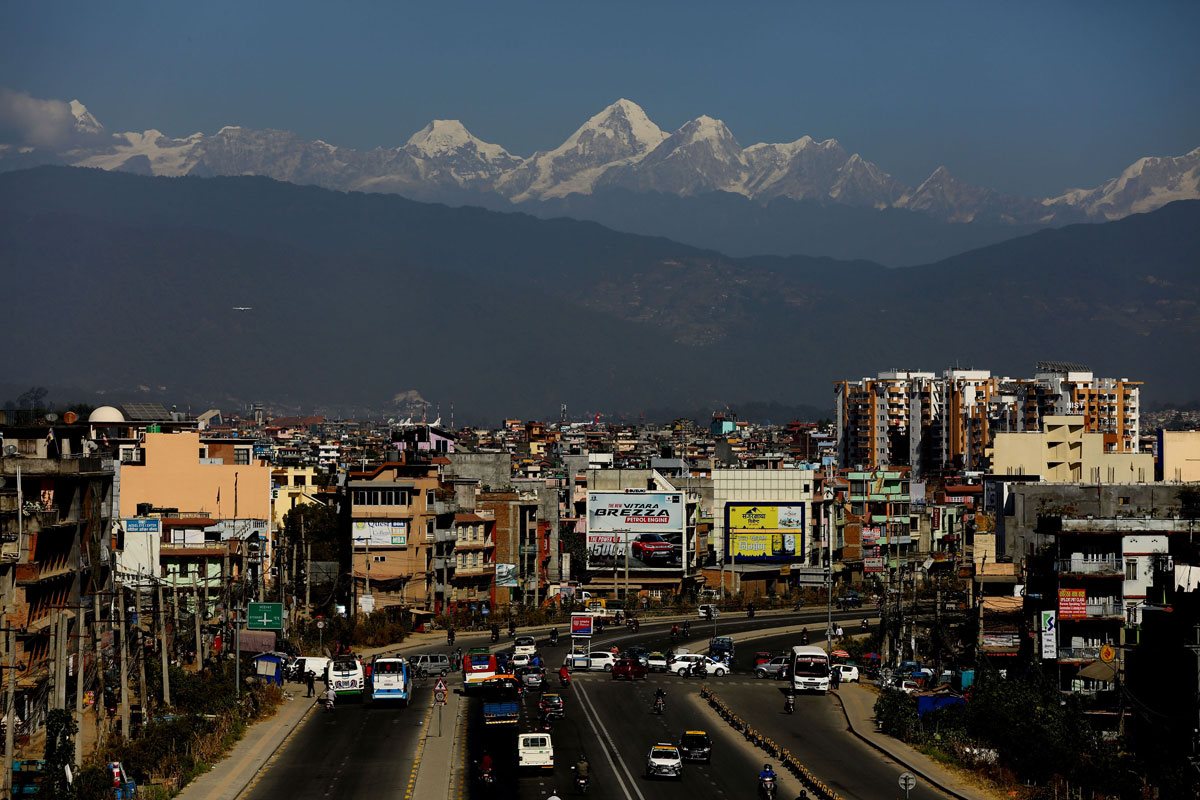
[43,708,77,798]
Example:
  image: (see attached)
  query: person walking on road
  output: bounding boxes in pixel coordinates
[305,670,316,697]
[830,665,841,690]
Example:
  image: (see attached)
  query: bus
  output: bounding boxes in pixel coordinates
[369,656,412,706]
[329,655,366,698]
[464,647,498,690]
[790,645,831,693]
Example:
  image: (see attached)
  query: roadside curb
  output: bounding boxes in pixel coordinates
[404,696,438,800]
[830,690,975,800]
[230,695,315,800]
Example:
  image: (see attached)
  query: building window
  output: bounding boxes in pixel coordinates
[198,448,207,459]
[1125,558,1137,581]
[294,475,306,487]
[373,555,387,563]
[426,489,436,506]
[1117,496,1130,506]
[235,449,250,465]
[426,519,435,540]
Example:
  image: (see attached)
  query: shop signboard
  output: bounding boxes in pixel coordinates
[570,613,594,637]
[1058,588,1087,620]
[725,503,805,563]
[350,520,408,547]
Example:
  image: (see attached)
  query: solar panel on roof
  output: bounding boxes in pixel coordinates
[121,402,172,421]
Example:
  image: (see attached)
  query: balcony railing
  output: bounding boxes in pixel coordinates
[1086,601,1122,618]
[1057,559,1121,576]
[1058,647,1100,661]
[455,564,493,576]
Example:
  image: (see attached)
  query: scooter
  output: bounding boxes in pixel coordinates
[549,631,559,646]
[682,622,691,636]
[490,629,500,643]
[784,695,795,715]
[477,763,496,787]
[653,697,665,715]
[560,670,571,687]
[322,695,335,712]
[758,775,778,800]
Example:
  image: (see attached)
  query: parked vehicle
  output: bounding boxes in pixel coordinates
[293,656,330,684]
[755,656,790,680]
[832,664,860,683]
[587,651,618,672]
[612,657,648,681]
[753,651,774,667]
[517,732,554,770]
[697,604,721,620]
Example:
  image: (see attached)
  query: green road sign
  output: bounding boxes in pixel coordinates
[247,602,284,631]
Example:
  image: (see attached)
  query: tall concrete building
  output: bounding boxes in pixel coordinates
[836,364,1142,475]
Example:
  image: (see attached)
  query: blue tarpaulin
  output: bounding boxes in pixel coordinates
[917,694,965,717]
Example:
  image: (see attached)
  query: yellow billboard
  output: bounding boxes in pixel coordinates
[725,503,805,562]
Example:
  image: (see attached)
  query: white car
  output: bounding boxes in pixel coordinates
[697,604,721,619]
[646,652,669,672]
[833,664,860,682]
[588,651,617,672]
[510,652,532,669]
[514,635,537,656]
[670,653,727,677]
[645,743,683,779]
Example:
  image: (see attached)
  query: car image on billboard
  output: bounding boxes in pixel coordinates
[585,491,684,572]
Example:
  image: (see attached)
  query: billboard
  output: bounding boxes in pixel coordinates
[570,613,594,637]
[725,503,805,563]
[351,520,408,547]
[585,491,685,572]
[495,563,519,588]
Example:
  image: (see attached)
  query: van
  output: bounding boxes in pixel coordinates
[518,732,554,769]
[410,653,451,677]
[294,656,330,683]
[328,656,365,698]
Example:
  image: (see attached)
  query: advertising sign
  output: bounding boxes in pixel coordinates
[570,613,594,637]
[124,518,161,533]
[495,563,519,588]
[1040,611,1057,659]
[864,556,885,573]
[585,491,684,572]
[1058,588,1087,620]
[725,503,805,563]
[351,520,408,547]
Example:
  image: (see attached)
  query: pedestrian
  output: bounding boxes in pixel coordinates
[831,666,841,690]
[835,625,844,639]
[305,670,316,697]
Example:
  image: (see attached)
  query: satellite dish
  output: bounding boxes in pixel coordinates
[45,413,59,422]
[63,411,79,425]
[3,445,16,457]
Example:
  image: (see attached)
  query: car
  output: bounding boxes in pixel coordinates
[755,656,790,680]
[709,636,735,661]
[516,666,545,690]
[646,652,669,672]
[645,743,683,779]
[837,593,864,610]
[588,651,617,672]
[510,652,533,669]
[539,692,566,719]
[514,635,537,656]
[612,657,648,681]
[752,651,774,667]
[410,653,451,677]
[631,533,675,562]
[669,654,727,677]
[897,680,919,695]
[832,664,860,683]
[678,730,712,763]
[697,604,721,620]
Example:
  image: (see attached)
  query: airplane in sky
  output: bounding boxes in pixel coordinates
[232,306,253,311]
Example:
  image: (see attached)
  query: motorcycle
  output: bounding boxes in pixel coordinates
[652,697,665,715]
[747,606,756,619]
[758,775,778,800]
[560,671,571,687]
[447,630,456,646]
[490,627,500,643]
[549,631,559,646]
[572,766,590,794]
[784,695,795,715]
[800,629,810,645]
[682,622,690,636]
[861,619,870,632]
[477,763,496,787]
[321,696,335,712]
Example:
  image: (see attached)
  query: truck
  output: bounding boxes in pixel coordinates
[480,675,521,726]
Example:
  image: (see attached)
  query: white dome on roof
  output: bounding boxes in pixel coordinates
[88,406,125,423]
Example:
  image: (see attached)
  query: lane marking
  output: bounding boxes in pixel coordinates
[576,681,648,800]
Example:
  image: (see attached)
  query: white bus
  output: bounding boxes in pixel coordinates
[790,645,831,693]
[370,656,412,705]
[329,656,366,698]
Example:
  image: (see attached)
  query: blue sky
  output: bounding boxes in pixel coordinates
[2,0,1198,195]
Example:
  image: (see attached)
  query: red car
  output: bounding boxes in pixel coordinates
[631,534,674,562]
[611,657,648,681]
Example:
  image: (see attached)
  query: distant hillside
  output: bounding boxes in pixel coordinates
[0,167,1196,418]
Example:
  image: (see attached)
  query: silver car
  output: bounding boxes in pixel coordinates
[755,655,790,680]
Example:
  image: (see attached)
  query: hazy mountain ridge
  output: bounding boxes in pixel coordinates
[0,167,1197,416]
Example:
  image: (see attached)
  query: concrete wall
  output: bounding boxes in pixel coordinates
[446,452,512,491]
[119,431,271,519]
[1159,430,1200,482]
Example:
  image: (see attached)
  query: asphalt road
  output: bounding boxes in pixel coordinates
[466,609,892,800]
[242,684,429,800]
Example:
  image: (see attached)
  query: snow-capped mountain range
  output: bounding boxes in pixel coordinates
[4,97,1197,225]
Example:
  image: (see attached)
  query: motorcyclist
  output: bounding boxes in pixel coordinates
[549,628,559,645]
[574,755,590,781]
[800,628,809,645]
[323,686,336,709]
[546,790,563,800]
[861,618,870,631]
[670,623,679,640]
[654,687,666,705]
[491,623,500,642]
[447,627,456,646]
[682,621,690,636]
[479,750,494,775]
[759,763,777,780]
[784,692,795,713]
[559,664,571,684]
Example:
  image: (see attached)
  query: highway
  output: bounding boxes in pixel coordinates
[242,686,429,800]
[465,609,948,800]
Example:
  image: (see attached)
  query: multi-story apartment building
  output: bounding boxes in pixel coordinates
[836,364,1141,475]
[990,415,1154,482]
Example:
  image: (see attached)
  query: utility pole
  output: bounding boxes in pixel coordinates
[234,603,242,698]
[48,615,58,711]
[136,582,148,716]
[74,604,85,769]
[117,584,130,739]
[194,585,203,671]
[157,580,170,707]
[305,543,312,610]
[93,592,104,750]
[5,628,17,800]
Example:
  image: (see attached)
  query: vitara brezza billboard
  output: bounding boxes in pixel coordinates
[585,491,684,572]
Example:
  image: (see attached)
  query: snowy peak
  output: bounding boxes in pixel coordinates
[571,98,667,154]
[404,119,513,163]
[1043,147,1200,220]
[69,100,103,135]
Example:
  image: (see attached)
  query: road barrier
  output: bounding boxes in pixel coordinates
[700,687,844,800]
